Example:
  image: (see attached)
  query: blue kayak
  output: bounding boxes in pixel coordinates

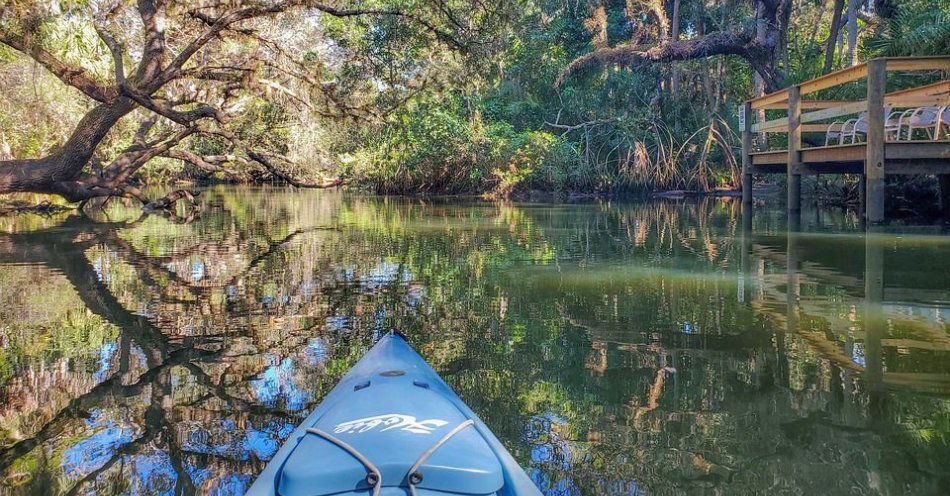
[246,333,542,496]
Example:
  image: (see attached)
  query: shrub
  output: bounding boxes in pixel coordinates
[350,98,572,197]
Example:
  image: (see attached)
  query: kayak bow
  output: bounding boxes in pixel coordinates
[246,333,542,496]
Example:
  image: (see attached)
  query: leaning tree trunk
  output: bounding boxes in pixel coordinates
[0,97,135,201]
[824,0,845,73]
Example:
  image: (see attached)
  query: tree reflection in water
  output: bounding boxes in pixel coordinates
[0,187,949,495]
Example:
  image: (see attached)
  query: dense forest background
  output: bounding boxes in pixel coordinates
[0,0,948,204]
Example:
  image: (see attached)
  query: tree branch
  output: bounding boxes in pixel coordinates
[247,150,344,188]
[556,31,755,88]
[124,89,227,126]
[144,189,200,211]
[0,29,117,102]
[104,126,198,182]
[544,118,618,132]
[162,149,239,174]
[155,0,471,92]
[134,0,168,84]
[93,21,127,89]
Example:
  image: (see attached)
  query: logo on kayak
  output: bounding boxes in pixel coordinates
[334,414,449,435]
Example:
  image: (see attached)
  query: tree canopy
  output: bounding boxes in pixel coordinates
[1,0,947,204]
[0,0,506,206]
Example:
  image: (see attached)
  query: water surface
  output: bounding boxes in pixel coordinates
[1,187,949,495]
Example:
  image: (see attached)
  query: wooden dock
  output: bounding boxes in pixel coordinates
[738,221,950,395]
[740,56,950,222]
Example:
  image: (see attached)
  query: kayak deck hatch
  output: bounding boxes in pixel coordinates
[277,379,504,495]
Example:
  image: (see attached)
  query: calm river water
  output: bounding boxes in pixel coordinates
[1,187,949,495]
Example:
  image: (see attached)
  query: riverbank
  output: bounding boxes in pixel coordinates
[2,173,947,223]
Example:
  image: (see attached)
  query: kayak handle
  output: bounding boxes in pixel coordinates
[406,419,475,496]
[306,427,382,496]
[306,418,475,496]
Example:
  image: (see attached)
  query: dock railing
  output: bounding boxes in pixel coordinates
[740,56,950,222]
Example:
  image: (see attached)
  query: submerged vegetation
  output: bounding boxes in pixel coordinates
[0,0,948,203]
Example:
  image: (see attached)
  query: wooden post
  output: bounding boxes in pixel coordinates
[864,227,883,391]
[787,85,802,214]
[778,228,798,388]
[742,202,753,232]
[858,173,867,214]
[740,206,753,304]
[741,102,753,205]
[866,58,886,223]
[940,175,950,220]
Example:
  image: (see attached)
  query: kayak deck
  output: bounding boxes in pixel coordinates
[246,333,541,496]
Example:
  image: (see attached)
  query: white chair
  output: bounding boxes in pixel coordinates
[936,106,948,140]
[824,121,846,145]
[886,109,914,140]
[903,106,943,140]
[838,107,903,144]
[840,114,864,144]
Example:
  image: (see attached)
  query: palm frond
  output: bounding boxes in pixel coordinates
[865,6,950,56]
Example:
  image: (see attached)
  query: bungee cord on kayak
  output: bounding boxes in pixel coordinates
[305,428,383,496]
[406,419,476,496]
[303,418,475,496]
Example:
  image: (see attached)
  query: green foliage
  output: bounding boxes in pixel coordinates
[2,0,948,198]
[338,0,950,197]
[343,0,753,195]
[234,99,294,153]
[348,96,571,196]
[865,1,950,56]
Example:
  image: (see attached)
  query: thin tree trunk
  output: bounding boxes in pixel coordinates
[778,0,793,73]
[809,0,828,47]
[701,59,714,112]
[716,56,724,109]
[846,0,859,66]
[824,0,845,73]
[0,133,11,160]
[697,7,713,112]
[697,119,717,191]
[670,0,681,94]
[753,2,767,97]
[753,2,768,146]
